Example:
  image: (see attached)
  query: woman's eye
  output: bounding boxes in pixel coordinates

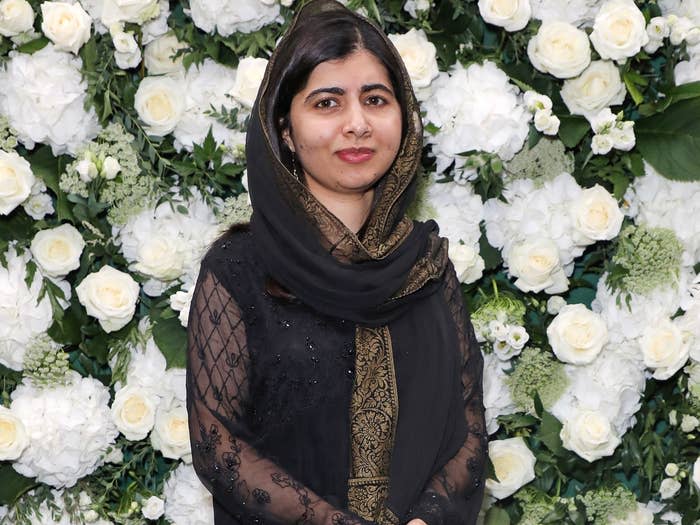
[365,95,387,106]
[315,98,338,109]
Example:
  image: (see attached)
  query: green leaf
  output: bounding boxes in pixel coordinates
[557,115,589,148]
[536,411,565,456]
[152,316,187,369]
[636,98,700,181]
[623,71,645,105]
[484,506,511,525]
[16,37,49,54]
[0,464,37,505]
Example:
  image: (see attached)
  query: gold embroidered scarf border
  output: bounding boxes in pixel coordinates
[347,326,400,525]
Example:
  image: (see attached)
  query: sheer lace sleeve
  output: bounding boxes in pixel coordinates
[405,264,487,525]
[186,265,372,525]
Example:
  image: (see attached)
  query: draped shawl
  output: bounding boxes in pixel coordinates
[246,1,468,522]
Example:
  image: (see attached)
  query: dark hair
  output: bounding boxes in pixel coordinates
[266,8,407,164]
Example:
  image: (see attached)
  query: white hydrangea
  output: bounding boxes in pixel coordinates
[187,0,280,36]
[0,44,100,156]
[424,180,484,247]
[10,372,119,488]
[170,285,195,327]
[0,246,54,371]
[625,162,700,266]
[483,352,518,434]
[173,58,246,154]
[675,57,700,84]
[530,0,603,27]
[163,463,214,525]
[422,61,530,175]
[484,173,589,271]
[114,188,221,294]
[550,344,646,436]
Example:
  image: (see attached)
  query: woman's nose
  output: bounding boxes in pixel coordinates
[342,102,371,137]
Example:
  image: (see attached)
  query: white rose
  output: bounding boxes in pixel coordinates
[388,28,439,97]
[0,405,28,460]
[547,304,608,365]
[231,56,268,109]
[134,76,185,136]
[478,0,531,32]
[665,463,679,476]
[571,184,623,243]
[142,495,165,520]
[640,318,689,380]
[111,25,141,69]
[448,243,485,284]
[591,133,614,155]
[0,0,34,37]
[101,156,121,179]
[76,158,98,182]
[527,20,591,78]
[101,0,159,26]
[30,223,85,278]
[0,150,35,215]
[693,457,700,490]
[40,1,92,55]
[150,404,191,462]
[508,237,568,293]
[133,233,185,281]
[590,0,649,62]
[144,33,187,75]
[485,437,536,499]
[533,108,560,135]
[111,384,157,441]
[560,61,626,118]
[681,414,699,432]
[560,409,621,462]
[659,477,682,499]
[76,265,140,333]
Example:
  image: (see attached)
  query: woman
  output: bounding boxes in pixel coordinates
[186,1,487,524]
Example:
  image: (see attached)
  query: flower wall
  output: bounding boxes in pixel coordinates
[0,0,699,523]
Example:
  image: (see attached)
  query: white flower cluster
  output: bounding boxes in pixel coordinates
[530,0,602,28]
[422,180,485,284]
[110,321,191,462]
[187,0,280,36]
[163,463,214,525]
[10,371,119,487]
[115,187,220,296]
[173,58,248,156]
[523,91,560,136]
[484,173,623,294]
[134,56,266,154]
[0,44,100,156]
[482,353,518,434]
[423,61,530,176]
[589,108,635,155]
[625,164,700,267]
[0,246,55,370]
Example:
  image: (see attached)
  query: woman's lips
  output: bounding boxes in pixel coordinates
[336,147,374,163]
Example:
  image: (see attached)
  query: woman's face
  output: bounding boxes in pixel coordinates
[282,49,403,200]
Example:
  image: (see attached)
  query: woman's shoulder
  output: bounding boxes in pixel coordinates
[199,223,260,280]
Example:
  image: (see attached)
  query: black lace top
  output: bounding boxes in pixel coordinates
[186,226,486,525]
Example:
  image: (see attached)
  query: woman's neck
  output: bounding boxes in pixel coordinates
[305,180,374,234]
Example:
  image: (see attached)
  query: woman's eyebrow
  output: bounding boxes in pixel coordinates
[304,83,394,103]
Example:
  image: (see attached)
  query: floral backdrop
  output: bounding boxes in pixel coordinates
[0,0,699,523]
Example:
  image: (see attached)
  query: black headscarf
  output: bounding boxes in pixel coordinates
[247,1,467,522]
